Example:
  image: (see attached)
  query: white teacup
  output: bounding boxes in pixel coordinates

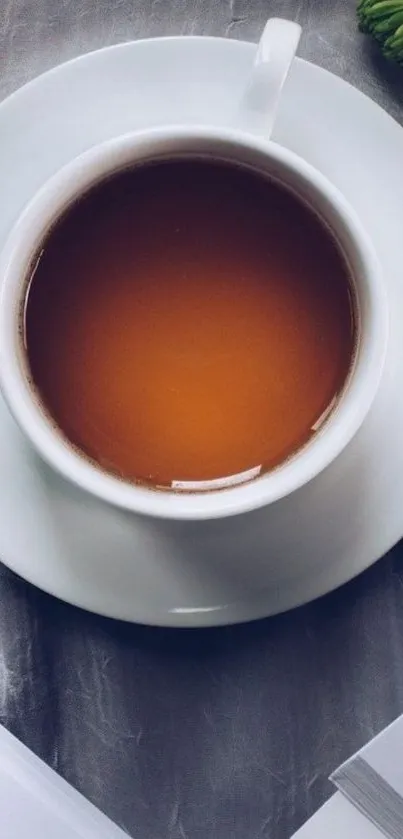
[0,20,388,520]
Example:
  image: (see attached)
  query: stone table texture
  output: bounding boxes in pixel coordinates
[1,1,403,838]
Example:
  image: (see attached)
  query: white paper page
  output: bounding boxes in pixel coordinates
[292,791,384,838]
[293,712,403,838]
[353,714,403,792]
[0,725,129,838]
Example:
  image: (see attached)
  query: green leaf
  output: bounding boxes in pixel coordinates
[357,0,403,63]
[372,8,403,33]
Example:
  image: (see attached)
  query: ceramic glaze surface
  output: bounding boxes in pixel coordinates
[0,3,403,839]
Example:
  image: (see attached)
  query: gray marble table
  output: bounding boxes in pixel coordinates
[1,2,403,837]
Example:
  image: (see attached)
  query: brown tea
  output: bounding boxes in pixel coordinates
[23,159,356,491]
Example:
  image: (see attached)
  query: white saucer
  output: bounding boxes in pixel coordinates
[1,35,402,626]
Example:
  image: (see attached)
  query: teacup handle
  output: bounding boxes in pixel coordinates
[238,18,301,138]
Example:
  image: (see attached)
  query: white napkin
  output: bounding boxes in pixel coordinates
[0,724,128,838]
[293,713,403,838]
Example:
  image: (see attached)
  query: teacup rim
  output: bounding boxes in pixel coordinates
[0,126,388,519]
